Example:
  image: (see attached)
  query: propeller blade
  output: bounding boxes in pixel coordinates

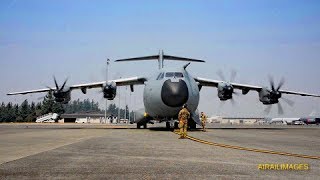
[217,70,226,81]
[268,76,275,91]
[45,86,54,91]
[96,88,104,94]
[264,105,272,114]
[60,78,68,90]
[230,69,237,82]
[230,98,236,106]
[37,96,46,100]
[282,97,294,107]
[277,102,284,115]
[277,77,285,91]
[53,76,59,90]
[219,101,225,108]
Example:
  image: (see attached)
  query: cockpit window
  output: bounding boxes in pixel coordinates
[165,72,175,77]
[174,72,184,78]
[165,72,184,78]
[160,73,164,79]
[156,73,162,80]
[156,72,164,80]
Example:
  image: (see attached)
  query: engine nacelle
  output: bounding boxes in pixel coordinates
[53,88,71,104]
[259,88,281,105]
[217,82,234,101]
[103,81,117,100]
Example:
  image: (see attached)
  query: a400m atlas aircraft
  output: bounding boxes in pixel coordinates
[7,51,320,128]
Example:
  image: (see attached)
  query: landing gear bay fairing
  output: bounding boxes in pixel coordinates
[7,51,320,128]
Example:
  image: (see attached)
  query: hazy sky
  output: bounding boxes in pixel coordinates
[1,0,320,117]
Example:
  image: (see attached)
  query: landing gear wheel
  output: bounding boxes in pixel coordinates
[166,122,170,129]
[188,120,197,130]
[174,122,179,129]
[143,123,147,129]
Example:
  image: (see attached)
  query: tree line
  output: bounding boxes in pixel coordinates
[0,91,134,122]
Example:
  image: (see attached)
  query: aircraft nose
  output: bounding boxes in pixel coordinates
[161,79,189,107]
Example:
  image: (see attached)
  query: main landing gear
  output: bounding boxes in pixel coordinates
[188,119,197,130]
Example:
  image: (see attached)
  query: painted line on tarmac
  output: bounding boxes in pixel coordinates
[173,131,320,160]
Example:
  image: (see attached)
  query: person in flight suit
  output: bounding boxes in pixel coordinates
[178,104,190,139]
[200,112,207,132]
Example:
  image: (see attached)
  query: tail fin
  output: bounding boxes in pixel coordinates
[115,50,205,69]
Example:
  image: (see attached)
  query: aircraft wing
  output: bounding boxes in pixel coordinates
[7,77,147,95]
[69,77,147,89]
[7,88,57,95]
[277,90,320,97]
[194,77,320,97]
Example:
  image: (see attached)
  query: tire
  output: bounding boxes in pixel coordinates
[166,122,170,129]
[174,122,179,129]
[188,120,197,130]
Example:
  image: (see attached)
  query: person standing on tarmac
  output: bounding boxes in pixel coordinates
[200,112,207,132]
[178,104,190,139]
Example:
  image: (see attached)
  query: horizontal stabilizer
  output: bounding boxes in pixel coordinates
[114,51,205,69]
[163,55,205,62]
[115,55,205,63]
[115,55,159,62]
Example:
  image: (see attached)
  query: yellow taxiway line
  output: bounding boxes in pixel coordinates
[173,131,320,160]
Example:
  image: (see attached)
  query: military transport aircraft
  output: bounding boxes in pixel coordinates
[7,51,320,129]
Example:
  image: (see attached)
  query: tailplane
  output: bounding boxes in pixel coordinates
[115,50,205,69]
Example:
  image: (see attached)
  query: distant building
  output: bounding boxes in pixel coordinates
[207,116,223,123]
[218,117,265,125]
[60,113,118,123]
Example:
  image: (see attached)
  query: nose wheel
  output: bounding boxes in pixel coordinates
[166,122,170,129]
[137,122,147,129]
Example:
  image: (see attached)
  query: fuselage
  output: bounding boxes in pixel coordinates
[143,67,200,120]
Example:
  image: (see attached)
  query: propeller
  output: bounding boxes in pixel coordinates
[36,76,68,101]
[217,69,239,105]
[52,76,68,92]
[217,69,237,82]
[264,76,294,115]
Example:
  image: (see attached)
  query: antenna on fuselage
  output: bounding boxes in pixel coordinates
[114,50,205,70]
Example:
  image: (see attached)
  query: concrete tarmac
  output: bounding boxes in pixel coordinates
[0,123,319,179]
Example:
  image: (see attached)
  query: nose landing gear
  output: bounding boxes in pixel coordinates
[137,122,147,129]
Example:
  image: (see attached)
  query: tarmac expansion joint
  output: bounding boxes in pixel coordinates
[173,130,320,160]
